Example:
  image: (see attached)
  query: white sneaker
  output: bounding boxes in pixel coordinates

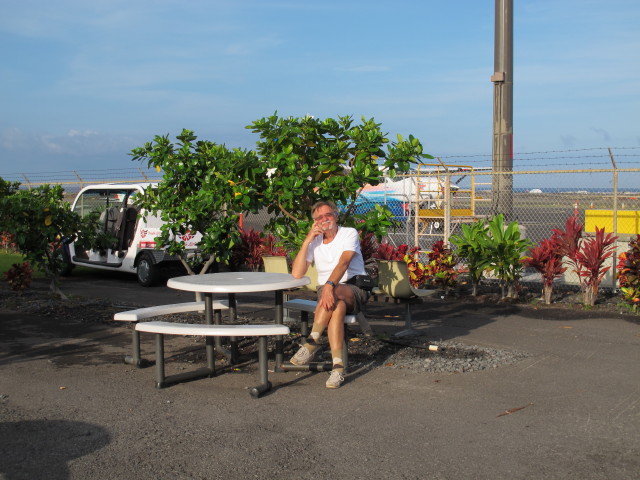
[326,370,345,389]
[289,345,319,365]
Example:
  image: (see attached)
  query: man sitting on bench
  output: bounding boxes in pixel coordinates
[289,200,369,389]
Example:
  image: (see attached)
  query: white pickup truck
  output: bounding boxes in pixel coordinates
[60,183,200,286]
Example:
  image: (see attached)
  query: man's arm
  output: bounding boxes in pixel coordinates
[291,224,322,278]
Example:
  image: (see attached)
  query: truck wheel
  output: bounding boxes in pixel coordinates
[137,252,161,287]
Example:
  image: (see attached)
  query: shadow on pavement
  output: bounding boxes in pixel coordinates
[0,419,110,480]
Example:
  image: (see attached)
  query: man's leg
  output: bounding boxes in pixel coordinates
[326,299,347,372]
[289,303,332,365]
[325,285,357,388]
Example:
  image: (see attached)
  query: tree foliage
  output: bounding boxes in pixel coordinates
[131,116,431,271]
[449,220,492,296]
[485,214,531,299]
[130,129,264,273]
[0,182,89,298]
[247,114,430,252]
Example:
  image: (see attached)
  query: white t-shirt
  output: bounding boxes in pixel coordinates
[305,226,366,285]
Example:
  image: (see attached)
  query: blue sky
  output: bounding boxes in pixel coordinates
[1,0,639,178]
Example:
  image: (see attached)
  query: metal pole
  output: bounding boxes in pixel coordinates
[609,148,618,290]
[491,0,514,219]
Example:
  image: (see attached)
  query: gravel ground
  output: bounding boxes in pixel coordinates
[0,288,530,375]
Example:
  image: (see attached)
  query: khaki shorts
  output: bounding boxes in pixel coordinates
[317,283,370,315]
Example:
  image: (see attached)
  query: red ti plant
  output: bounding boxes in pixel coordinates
[553,216,618,306]
[524,236,566,304]
[552,215,583,271]
[261,232,287,257]
[373,243,426,287]
[230,227,266,272]
[575,226,618,306]
[374,242,409,261]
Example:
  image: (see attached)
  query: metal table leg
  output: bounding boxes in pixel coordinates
[274,290,284,371]
[249,336,272,398]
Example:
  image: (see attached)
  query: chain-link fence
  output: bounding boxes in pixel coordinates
[4,148,640,290]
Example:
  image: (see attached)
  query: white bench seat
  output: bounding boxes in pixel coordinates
[136,321,288,337]
[114,300,229,367]
[136,321,289,397]
[114,300,228,321]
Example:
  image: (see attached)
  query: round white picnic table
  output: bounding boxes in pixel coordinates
[167,271,310,294]
[167,272,310,369]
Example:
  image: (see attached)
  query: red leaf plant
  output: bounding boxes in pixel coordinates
[617,234,640,312]
[373,243,427,287]
[230,227,267,272]
[524,236,566,304]
[553,216,617,306]
[261,232,287,257]
[423,240,458,292]
[551,215,583,267]
[404,246,427,288]
[359,230,380,276]
[3,261,33,292]
[575,226,618,306]
[373,242,409,261]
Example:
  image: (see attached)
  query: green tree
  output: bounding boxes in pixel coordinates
[0,183,88,298]
[247,114,430,252]
[0,178,21,198]
[449,219,492,296]
[485,214,532,299]
[131,129,264,274]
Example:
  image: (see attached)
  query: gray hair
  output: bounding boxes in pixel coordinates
[311,200,338,217]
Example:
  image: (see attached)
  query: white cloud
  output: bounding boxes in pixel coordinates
[339,65,391,73]
[67,129,98,137]
[1,127,133,157]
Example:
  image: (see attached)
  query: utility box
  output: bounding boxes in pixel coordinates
[585,209,640,235]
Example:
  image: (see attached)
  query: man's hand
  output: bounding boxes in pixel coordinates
[306,219,324,242]
[319,284,336,311]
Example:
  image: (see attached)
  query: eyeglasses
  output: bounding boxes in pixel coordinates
[313,212,335,221]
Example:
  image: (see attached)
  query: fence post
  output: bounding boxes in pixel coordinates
[74,171,84,190]
[443,171,451,245]
[609,148,618,290]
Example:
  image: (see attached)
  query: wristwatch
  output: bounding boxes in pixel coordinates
[325,280,336,287]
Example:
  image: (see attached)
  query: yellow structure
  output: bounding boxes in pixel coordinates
[584,209,640,234]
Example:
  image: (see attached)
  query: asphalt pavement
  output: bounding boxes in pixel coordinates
[1,270,639,479]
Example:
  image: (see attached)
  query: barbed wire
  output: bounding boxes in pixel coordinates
[2,147,640,183]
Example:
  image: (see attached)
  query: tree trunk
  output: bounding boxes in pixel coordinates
[583,285,598,307]
[49,276,68,300]
[582,287,595,307]
[543,284,553,304]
